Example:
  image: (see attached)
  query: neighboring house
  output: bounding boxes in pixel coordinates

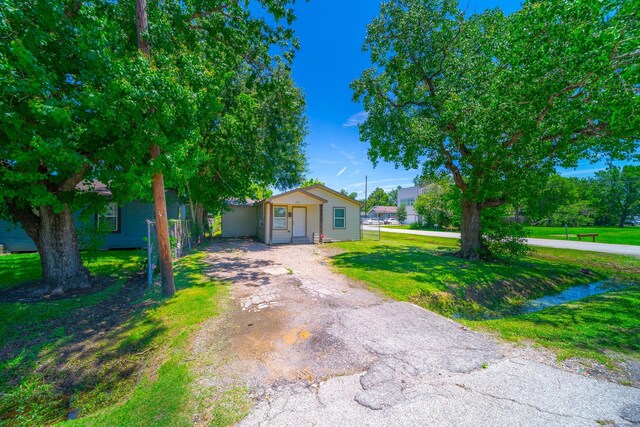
[367,206,397,221]
[221,184,361,244]
[0,183,186,252]
[397,186,425,224]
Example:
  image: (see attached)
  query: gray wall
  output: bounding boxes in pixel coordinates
[397,186,425,224]
[221,206,258,238]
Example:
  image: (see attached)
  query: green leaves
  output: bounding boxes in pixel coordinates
[1,0,307,222]
[352,0,639,209]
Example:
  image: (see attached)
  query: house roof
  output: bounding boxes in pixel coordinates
[76,180,113,196]
[266,187,328,203]
[303,184,362,206]
[368,206,398,214]
[227,199,259,207]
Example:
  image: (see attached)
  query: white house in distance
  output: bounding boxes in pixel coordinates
[397,186,425,224]
[367,206,397,221]
[221,185,361,244]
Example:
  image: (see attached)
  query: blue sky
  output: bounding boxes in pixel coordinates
[288,0,630,197]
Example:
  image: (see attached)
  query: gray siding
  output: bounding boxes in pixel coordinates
[221,206,257,238]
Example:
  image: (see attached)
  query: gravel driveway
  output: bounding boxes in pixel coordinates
[194,240,640,426]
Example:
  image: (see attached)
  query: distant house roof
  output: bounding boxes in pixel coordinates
[368,206,398,214]
[76,180,113,196]
[227,199,259,207]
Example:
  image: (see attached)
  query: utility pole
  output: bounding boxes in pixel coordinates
[136,0,175,296]
[364,175,368,217]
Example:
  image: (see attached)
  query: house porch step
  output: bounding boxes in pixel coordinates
[291,236,311,244]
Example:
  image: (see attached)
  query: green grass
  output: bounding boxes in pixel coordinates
[381,224,640,245]
[468,287,640,363]
[0,249,247,426]
[0,251,144,349]
[527,226,640,245]
[0,250,144,292]
[333,232,640,361]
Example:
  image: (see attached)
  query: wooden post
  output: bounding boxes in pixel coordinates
[136,0,175,296]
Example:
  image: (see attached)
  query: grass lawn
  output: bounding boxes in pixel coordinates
[467,287,640,364]
[381,224,640,245]
[333,232,640,362]
[527,226,640,245]
[0,249,245,426]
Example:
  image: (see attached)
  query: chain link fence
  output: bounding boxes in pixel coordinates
[146,219,193,286]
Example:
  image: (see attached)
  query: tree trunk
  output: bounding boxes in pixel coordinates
[137,0,175,296]
[15,205,91,294]
[151,158,175,296]
[37,206,90,292]
[194,202,205,242]
[459,199,483,260]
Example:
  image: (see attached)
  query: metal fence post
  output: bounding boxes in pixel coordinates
[146,219,153,287]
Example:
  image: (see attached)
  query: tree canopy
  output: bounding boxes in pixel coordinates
[352,0,639,258]
[365,187,392,212]
[0,0,307,290]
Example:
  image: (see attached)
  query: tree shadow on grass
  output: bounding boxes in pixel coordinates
[0,273,170,425]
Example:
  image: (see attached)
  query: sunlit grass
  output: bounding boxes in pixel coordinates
[333,232,640,361]
[527,226,640,245]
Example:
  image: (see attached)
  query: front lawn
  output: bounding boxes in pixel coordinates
[381,224,640,245]
[0,249,244,426]
[332,233,640,362]
[527,226,640,246]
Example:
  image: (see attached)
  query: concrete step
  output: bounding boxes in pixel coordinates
[292,236,311,244]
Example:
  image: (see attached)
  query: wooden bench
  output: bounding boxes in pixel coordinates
[445,226,459,232]
[577,233,599,242]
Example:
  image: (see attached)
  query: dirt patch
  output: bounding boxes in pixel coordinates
[190,240,381,397]
[0,273,134,303]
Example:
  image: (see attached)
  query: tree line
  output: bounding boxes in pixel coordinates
[411,164,640,230]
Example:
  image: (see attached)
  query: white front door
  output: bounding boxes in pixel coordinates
[292,207,306,237]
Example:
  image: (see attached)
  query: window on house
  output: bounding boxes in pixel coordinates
[333,207,346,229]
[400,198,415,206]
[97,202,120,232]
[273,206,287,229]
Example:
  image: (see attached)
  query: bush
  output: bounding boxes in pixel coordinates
[481,209,531,260]
[409,220,425,229]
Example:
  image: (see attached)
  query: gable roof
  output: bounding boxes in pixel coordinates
[304,184,362,206]
[265,187,328,203]
[76,180,113,196]
[368,206,397,214]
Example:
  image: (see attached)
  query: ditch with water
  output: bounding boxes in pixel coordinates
[454,280,630,320]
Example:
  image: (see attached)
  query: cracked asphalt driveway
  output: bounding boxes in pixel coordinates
[195,240,640,426]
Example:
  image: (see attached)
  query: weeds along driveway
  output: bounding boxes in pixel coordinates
[194,240,640,426]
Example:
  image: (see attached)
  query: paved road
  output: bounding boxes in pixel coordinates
[195,241,640,427]
[363,226,640,257]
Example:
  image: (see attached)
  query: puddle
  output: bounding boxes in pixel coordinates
[519,281,628,315]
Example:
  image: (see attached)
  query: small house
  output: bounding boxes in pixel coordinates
[0,183,186,252]
[221,184,361,244]
[367,206,398,221]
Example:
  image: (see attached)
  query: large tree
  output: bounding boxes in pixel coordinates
[0,0,305,292]
[352,0,639,259]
